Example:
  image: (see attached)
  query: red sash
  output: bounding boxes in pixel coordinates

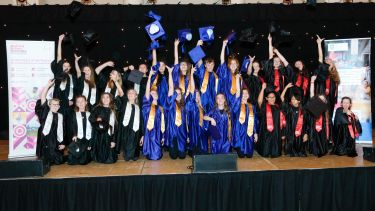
[274,69,280,92]
[280,112,286,129]
[325,78,330,95]
[315,115,323,132]
[266,103,274,132]
[348,114,359,139]
[295,108,303,137]
[296,74,303,87]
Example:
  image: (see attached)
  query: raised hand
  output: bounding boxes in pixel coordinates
[74,54,81,61]
[174,39,180,47]
[316,35,325,44]
[58,34,65,42]
[197,40,203,46]
[47,79,55,87]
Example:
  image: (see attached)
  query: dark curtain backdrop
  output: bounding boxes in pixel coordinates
[0,3,375,138]
[0,167,374,211]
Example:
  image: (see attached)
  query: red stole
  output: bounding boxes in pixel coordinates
[266,103,274,132]
[315,113,330,139]
[274,68,280,92]
[325,78,330,95]
[294,108,303,137]
[296,74,309,96]
[348,114,359,139]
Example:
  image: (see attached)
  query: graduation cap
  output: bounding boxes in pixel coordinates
[199,26,215,42]
[128,70,144,84]
[178,29,192,42]
[240,56,251,73]
[66,1,83,20]
[305,96,329,118]
[239,28,258,43]
[188,46,206,64]
[62,32,75,45]
[68,141,85,158]
[147,40,163,61]
[146,10,162,21]
[209,124,222,140]
[145,21,165,41]
[269,22,294,47]
[82,29,99,46]
[225,30,236,55]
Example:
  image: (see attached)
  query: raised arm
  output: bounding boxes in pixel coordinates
[196,40,204,67]
[189,66,196,94]
[258,83,267,107]
[152,48,157,66]
[57,34,64,63]
[95,61,114,75]
[41,79,55,105]
[220,40,228,65]
[247,55,256,75]
[310,75,317,98]
[235,74,241,98]
[273,48,289,67]
[167,66,174,97]
[145,70,154,100]
[74,54,82,78]
[281,83,293,102]
[174,39,180,65]
[316,35,325,63]
[268,33,274,60]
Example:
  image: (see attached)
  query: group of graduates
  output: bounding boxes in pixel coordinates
[35,33,363,166]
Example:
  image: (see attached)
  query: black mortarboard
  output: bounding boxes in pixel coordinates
[67,1,83,20]
[239,28,258,43]
[305,96,329,118]
[128,70,144,84]
[82,30,99,46]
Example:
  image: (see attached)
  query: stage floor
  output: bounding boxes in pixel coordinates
[1,141,374,179]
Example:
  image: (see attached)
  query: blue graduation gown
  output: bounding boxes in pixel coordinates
[232,97,258,157]
[142,97,164,160]
[172,64,189,97]
[205,108,231,154]
[151,64,169,108]
[165,92,188,158]
[195,64,218,112]
[185,93,208,154]
[217,63,238,107]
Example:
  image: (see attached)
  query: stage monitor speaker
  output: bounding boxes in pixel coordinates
[363,146,375,162]
[0,158,50,179]
[192,154,237,173]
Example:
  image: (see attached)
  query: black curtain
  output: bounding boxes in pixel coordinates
[0,3,375,138]
[0,167,374,211]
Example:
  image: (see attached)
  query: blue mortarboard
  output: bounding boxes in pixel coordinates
[146,10,162,21]
[178,29,193,42]
[199,26,215,42]
[145,21,165,41]
[209,124,222,140]
[240,56,251,73]
[225,30,236,55]
[147,41,163,60]
[188,46,206,64]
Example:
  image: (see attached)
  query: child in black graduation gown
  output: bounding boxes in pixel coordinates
[332,97,362,157]
[281,83,309,157]
[256,83,285,158]
[89,91,122,164]
[116,89,144,161]
[35,79,65,165]
[67,95,92,165]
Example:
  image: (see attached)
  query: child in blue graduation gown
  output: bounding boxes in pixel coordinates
[232,78,258,158]
[165,66,188,159]
[150,48,169,108]
[35,79,65,165]
[141,70,165,160]
[186,67,208,155]
[172,39,191,98]
[332,97,362,157]
[217,39,242,107]
[203,93,232,154]
[194,40,218,113]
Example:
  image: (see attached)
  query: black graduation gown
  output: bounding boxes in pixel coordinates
[66,111,92,165]
[116,96,144,161]
[332,108,362,157]
[121,70,148,108]
[286,65,311,105]
[256,102,282,158]
[314,63,338,118]
[97,71,120,97]
[262,59,291,95]
[75,75,98,111]
[35,100,64,165]
[242,74,263,105]
[282,103,309,157]
[50,60,76,117]
[89,106,118,164]
[306,112,330,157]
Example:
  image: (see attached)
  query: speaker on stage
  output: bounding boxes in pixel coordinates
[192,154,237,173]
[363,146,375,162]
[0,158,50,179]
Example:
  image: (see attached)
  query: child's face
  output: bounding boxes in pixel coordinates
[76,97,87,111]
[49,100,60,112]
[83,66,92,78]
[266,93,276,105]
[180,62,188,74]
[342,99,351,110]
[273,57,281,68]
[63,62,71,73]
[101,94,111,106]
[159,62,166,73]
[127,89,137,102]
[205,61,215,72]
[139,64,148,74]
[110,70,120,81]
[291,96,300,107]
[252,62,260,73]
[216,94,225,107]
[228,59,238,73]
[242,90,249,102]
[294,61,303,71]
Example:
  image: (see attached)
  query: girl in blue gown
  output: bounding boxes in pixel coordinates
[203,93,232,154]
[172,39,191,98]
[232,77,258,158]
[141,69,165,160]
[150,48,169,108]
[165,66,188,159]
